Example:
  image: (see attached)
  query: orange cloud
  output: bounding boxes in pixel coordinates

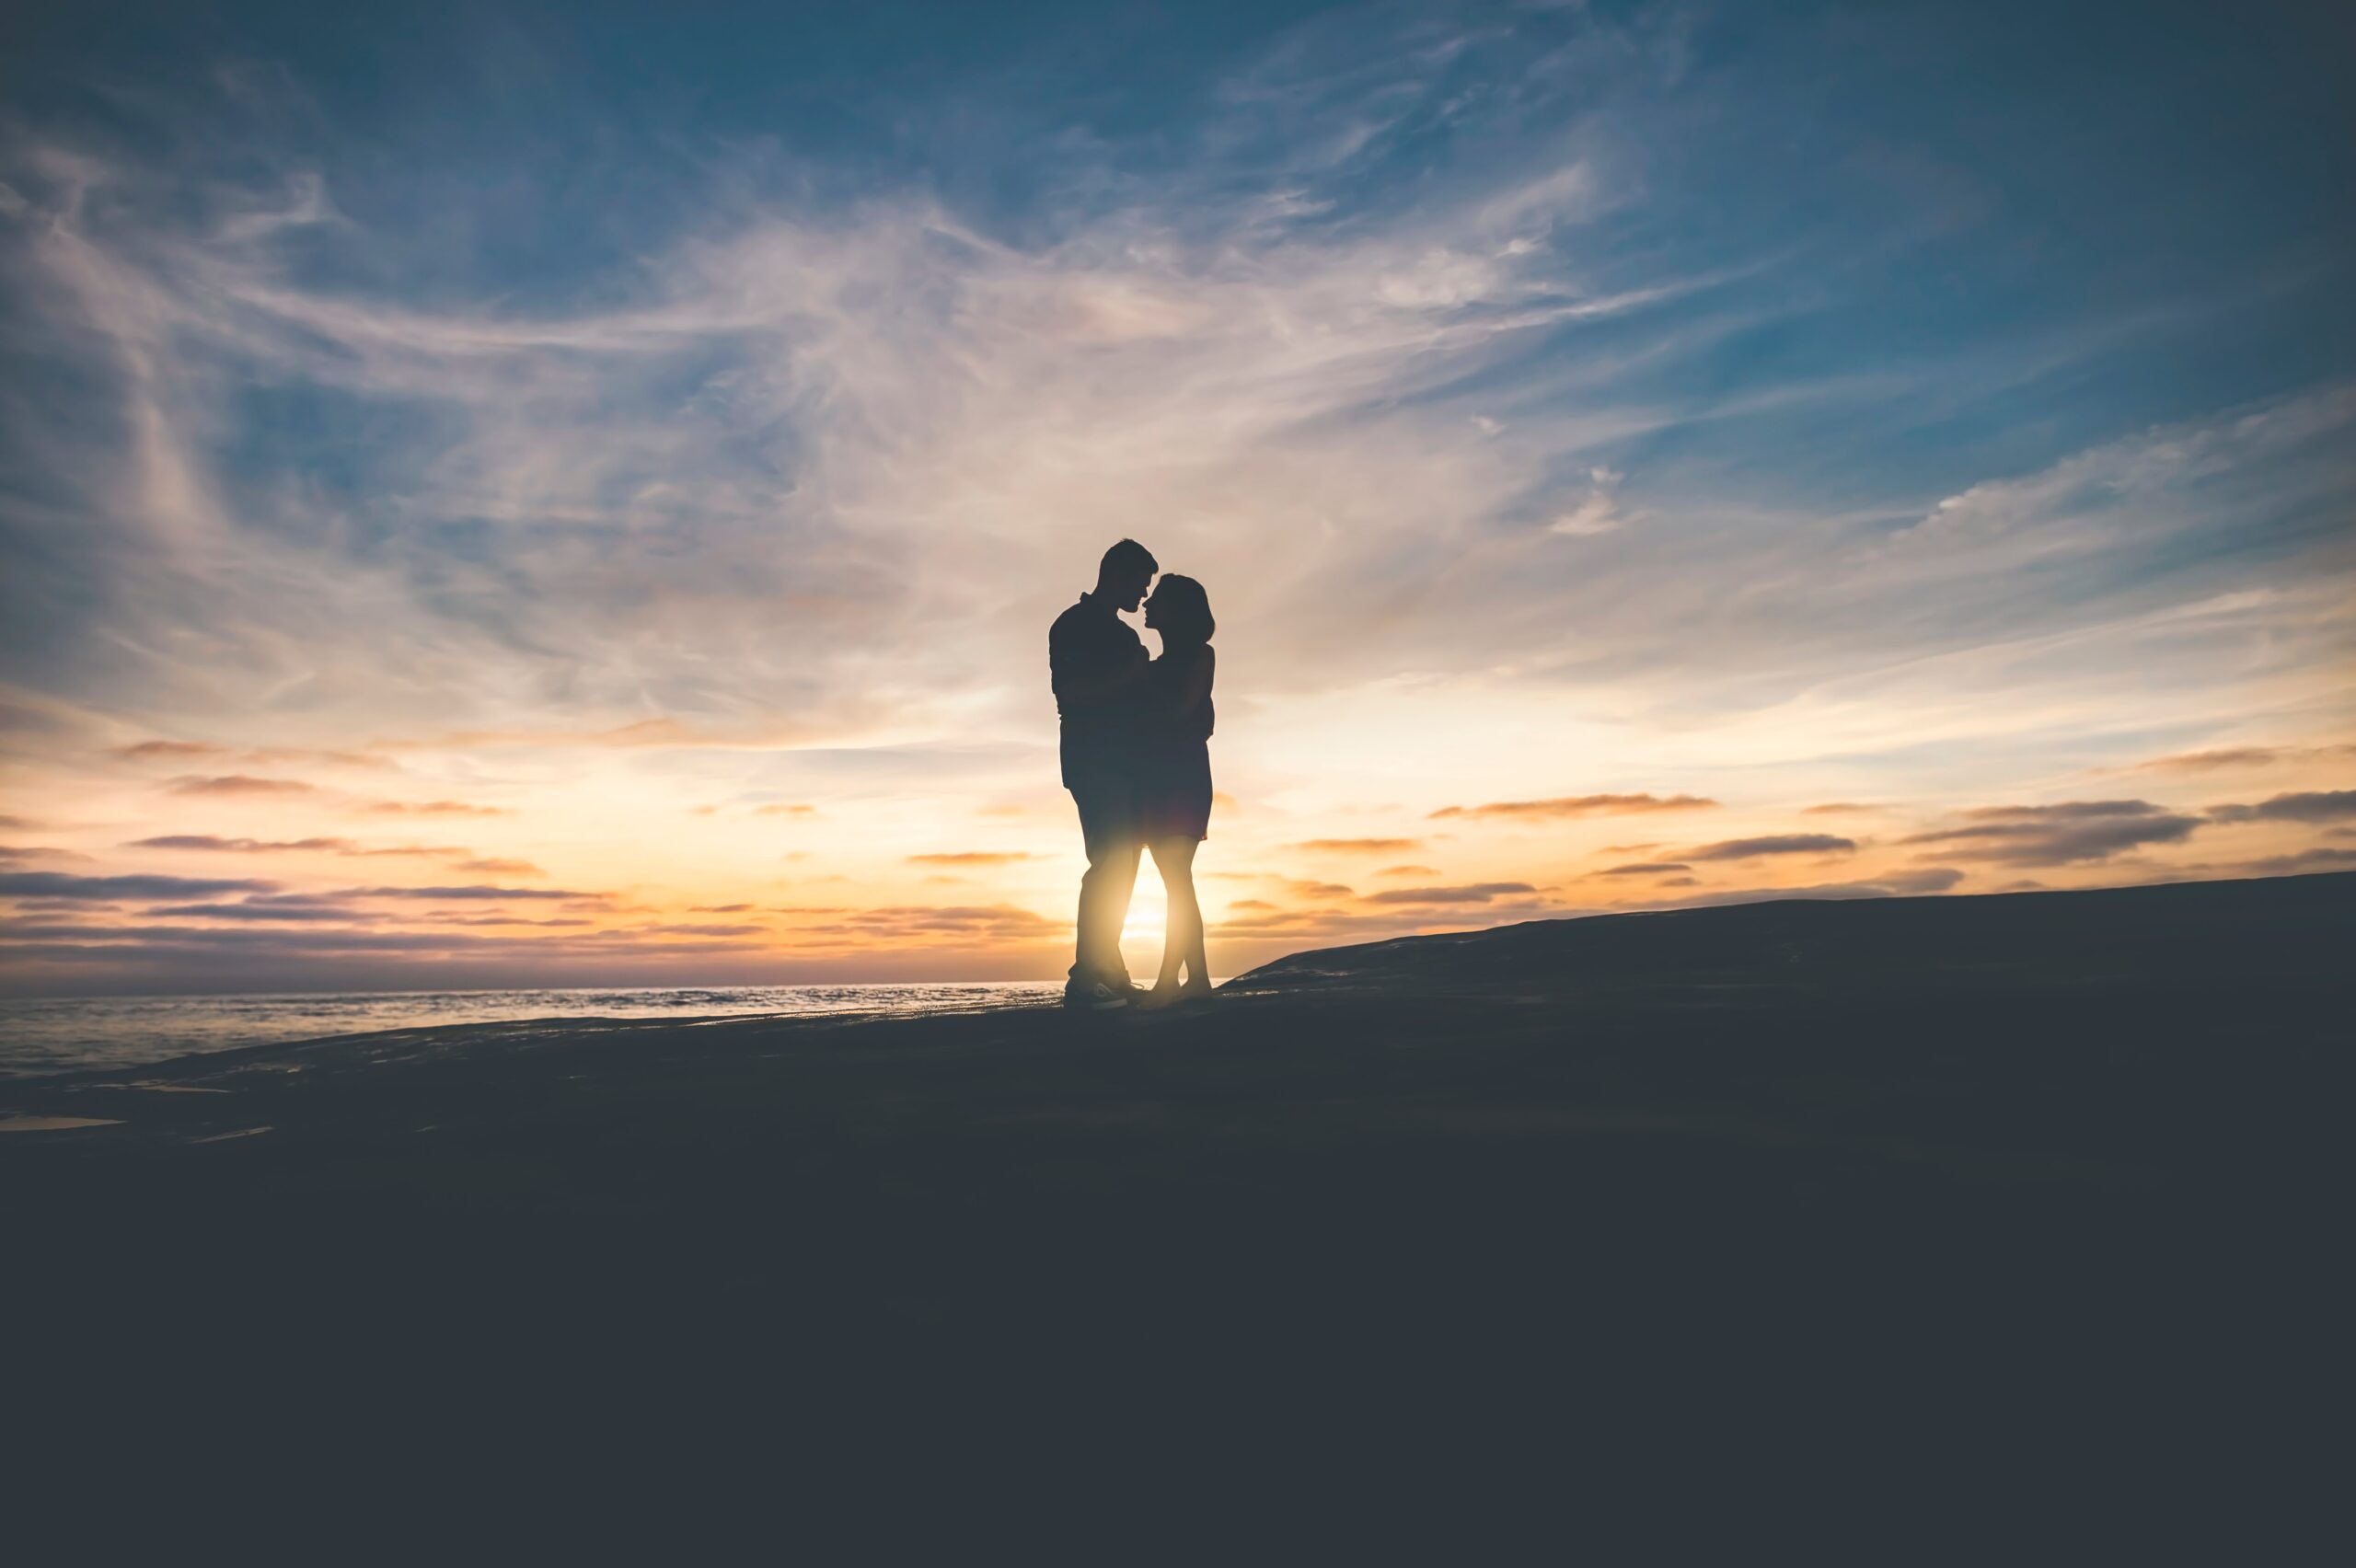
[1901,801,2198,864]
[1363,882,1537,905]
[0,845,92,865]
[2233,847,2356,874]
[2131,744,2356,773]
[131,835,352,852]
[1687,834,1856,860]
[167,774,316,796]
[792,905,1063,942]
[257,748,398,771]
[1276,878,1356,899]
[364,800,512,817]
[1290,837,1426,853]
[422,913,595,928]
[1428,792,1716,820]
[340,884,602,901]
[127,835,480,859]
[907,851,1040,865]
[2204,790,2356,824]
[392,717,824,752]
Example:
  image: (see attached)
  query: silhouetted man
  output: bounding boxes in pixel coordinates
[1050,537,1157,1009]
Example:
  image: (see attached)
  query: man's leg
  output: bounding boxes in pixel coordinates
[1069,778,1140,988]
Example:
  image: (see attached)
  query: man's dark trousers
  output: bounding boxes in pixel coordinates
[1068,760,1139,988]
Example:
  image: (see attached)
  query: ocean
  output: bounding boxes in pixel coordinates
[0,983,1063,1078]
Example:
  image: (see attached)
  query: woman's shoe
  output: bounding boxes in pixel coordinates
[1132,986,1184,1012]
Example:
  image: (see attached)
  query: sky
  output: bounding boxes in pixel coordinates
[2,0,2351,996]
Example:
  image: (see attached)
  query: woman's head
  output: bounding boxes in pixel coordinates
[1144,573,1215,647]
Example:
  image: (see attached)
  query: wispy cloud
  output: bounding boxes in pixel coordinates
[338,884,601,902]
[1630,868,1966,910]
[129,834,496,865]
[151,901,380,923]
[2135,748,2298,773]
[2205,790,2356,824]
[1364,882,1538,905]
[1429,794,1716,821]
[2162,746,2356,775]
[114,741,226,761]
[117,742,395,769]
[907,851,1041,866]
[799,905,1063,940]
[0,844,92,864]
[167,775,315,796]
[1687,835,1855,861]
[2235,847,2356,875]
[0,871,279,900]
[130,835,352,853]
[1902,801,2203,865]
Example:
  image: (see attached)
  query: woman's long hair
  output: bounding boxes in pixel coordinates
[1152,574,1215,649]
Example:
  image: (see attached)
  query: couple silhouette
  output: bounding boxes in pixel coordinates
[1049,539,1218,1010]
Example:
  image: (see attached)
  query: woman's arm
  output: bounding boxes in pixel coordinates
[1137,647,1214,720]
[1175,646,1215,718]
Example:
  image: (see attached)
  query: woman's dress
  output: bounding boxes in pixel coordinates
[1138,646,1214,841]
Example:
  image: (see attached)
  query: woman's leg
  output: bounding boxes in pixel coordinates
[1178,838,1212,995]
[1142,837,1200,1003]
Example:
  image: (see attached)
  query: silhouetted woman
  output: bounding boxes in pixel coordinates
[1135,573,1216,1008]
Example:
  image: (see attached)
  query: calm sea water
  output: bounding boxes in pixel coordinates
[0,984,1062,1078]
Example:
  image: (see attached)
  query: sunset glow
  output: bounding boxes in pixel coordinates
[4,2,2351,995]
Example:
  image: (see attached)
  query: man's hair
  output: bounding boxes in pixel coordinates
[1100,538,1159,581]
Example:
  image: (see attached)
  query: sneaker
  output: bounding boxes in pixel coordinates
[1062,979,1131,1010]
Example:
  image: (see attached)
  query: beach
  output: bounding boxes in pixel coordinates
[10,872,2348,1548]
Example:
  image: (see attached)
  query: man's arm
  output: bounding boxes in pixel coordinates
[1051,624,1148,710]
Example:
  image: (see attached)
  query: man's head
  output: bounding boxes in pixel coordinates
[1094,538,1159,611]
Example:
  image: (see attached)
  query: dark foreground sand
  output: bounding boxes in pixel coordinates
[11,872,2350,1551]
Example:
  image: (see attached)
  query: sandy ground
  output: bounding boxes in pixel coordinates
[8,872,2348,1551]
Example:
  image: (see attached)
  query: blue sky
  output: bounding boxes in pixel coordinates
[2,0,2351,992]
